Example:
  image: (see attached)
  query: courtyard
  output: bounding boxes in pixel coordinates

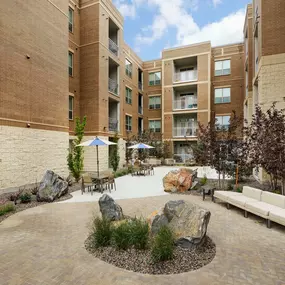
[0,169,285,285]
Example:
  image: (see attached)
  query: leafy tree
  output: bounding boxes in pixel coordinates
[67,116,87,182]
[110,132,120,172]
[245,104,285,194]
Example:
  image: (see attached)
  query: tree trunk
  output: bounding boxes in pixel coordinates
[218,171,221,189]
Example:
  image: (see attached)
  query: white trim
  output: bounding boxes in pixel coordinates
[125,113,132,117]
[148,94,161,97]
[148,118,161,121]
[162,51,210,62]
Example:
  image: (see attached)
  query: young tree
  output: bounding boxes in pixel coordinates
[110,133,120,172]
[67,116,87,182]
[245,104,285,194]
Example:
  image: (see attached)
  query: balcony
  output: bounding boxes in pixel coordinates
[108,78,118,95]
[138,106,143,115]
[109,117,118,132]
[174,70,198,83]
[173,127,197,138]
[173,96,197,110]
[109,38,118,56]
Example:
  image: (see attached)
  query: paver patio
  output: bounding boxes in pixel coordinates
[0,192,285,285]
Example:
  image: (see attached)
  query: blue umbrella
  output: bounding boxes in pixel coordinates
[128,143,154,149]
[77,137,116,177]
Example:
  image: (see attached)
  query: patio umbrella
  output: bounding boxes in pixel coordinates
[128,143,154,149]
[77,137,117,178]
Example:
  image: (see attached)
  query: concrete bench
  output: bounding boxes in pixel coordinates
[214,186,285,228]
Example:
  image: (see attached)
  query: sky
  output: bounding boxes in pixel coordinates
[113,0,250,61]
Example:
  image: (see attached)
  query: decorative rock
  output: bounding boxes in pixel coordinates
[99,194,123,221]
[148,208,169,234]
[168,203,211,248]
[191,181,199,190]
[163,168,193,193]
[164,200,185,221]
[37,170,68,202]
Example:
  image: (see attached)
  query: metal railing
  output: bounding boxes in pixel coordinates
[109,117,118,132]
[173,153,193,163]
[108,78,118,95]
[109,38,119,56]
[174,70,198,82]
[138,81,143,90]
[173,96,197,110]
[173,127,197,137]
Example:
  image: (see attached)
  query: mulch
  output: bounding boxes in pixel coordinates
[85,236,216,275]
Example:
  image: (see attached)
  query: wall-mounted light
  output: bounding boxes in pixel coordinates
[26,123,31,128]
[26,54,30,59]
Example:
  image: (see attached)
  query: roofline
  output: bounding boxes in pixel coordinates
[212,42,244,49]
[162,41,211,53]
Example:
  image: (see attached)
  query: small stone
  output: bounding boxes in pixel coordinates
[99,194,124,221]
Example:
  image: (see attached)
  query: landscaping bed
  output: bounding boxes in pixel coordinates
[85,235,216,275]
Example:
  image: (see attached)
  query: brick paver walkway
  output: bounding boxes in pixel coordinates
[0,195,285,285]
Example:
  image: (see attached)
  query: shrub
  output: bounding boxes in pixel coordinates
[91,217,113,248]
[9,188,24,204]
[151,226,175,262]
[31,184,39,195]
[19,193,32,203]
[112,221,131,250]
[0,203,15,216]
[236,187,242,193]
[129,218,149,250]
[200,175,207,186]
[227,182,234,191]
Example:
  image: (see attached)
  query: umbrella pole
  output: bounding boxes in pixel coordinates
[96,145,99,178]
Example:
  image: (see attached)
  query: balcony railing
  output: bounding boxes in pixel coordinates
[138,106,143,115]
[109,117,118,132]
[109,38,119,56]
[173,96,197,110]
[108,78,118,95]
[173,153,193,163]
[174,70,198,83]
[138,81,143,90]
[173,127,197,137]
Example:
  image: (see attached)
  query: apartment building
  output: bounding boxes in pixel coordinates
[1,0,283,190]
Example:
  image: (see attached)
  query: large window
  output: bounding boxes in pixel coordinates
[215,115,231,130]
[215,88,231,104]
[149,120,161,133]
[125,59,132,78]
[69,96,74,120]
[68,7,74,33]
[149,72,161,86]
[68,51,73,76]
[125,115,132,131]
[149,96,161,109]
[125,87,132,104]
[215,60,231,76]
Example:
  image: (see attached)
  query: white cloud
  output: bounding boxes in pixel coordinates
[114,0,143,19]
[212,0,222,7]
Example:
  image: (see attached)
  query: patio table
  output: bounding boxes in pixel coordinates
[90,173,110,194]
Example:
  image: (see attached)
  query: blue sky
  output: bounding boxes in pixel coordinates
[114,0,249,61]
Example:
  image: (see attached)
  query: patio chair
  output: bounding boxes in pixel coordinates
[81,174,95,195]
[131,161,142,176]
[107,173,116,192]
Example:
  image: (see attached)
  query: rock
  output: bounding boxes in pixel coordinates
[163,168,193,193]
[99,194,123,221]
[168,202,211,248]
[164,200,185,221]
[37,170,68,202]
[148,208,169,234]
[191,181,199,190]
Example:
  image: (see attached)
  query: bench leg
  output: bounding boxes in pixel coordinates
[267,219,271,228]
[226,203,230,210]
[244,210,248,218]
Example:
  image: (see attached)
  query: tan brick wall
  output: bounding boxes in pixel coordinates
[0,126,69,190]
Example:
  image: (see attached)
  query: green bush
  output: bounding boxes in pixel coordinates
[112,221,132,250]
[91,217,113,248]
[0,203,15,216]
[236,187,242,193]
[227,182,234,191]
[114,168,131,178]
[151,226,175,262]
[19,193,32,203]
[200,175,208,186]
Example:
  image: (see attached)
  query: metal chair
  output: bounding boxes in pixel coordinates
[81,174,95,195]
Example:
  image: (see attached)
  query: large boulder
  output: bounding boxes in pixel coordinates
[163,168,193,193]
[149,200,211,248]
[37,170,68,202]
[99,194,124,221]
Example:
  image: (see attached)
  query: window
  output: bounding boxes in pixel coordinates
[125,59,132,78]
[149,72,161,86]
[69,96,74,120]
[69,7,74,33]
[125,87,132,104]
[149,120,161,133]
[68,51,73,76]
[215,60,231,76]
[215,88,231,104]
[149,96,161,109]
[125,115,132,131]
[215,115,231,130]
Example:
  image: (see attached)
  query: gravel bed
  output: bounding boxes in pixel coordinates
[85,236,216,275]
